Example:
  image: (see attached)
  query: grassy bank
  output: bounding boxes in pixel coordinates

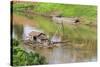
[13,2,97,22]
[12,2,97,44]
[34,16,96,44]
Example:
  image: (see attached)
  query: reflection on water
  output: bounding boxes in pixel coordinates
[13,24,23,39]
[51,35,61,43]
[23,43,96,64]
[13,24,97,64]
[23,25,43,40]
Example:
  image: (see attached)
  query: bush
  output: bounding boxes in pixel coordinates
[12,39,47,66]
[12,38,19,46]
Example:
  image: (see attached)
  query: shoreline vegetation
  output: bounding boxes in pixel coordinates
[12,2,97,66]
[12,38,47,66]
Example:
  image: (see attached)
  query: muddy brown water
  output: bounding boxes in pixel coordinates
[22,42,96,64]
[13,14,97,64]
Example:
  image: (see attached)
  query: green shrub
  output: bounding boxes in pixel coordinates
[12,40,47,66]
[13,38,19,46]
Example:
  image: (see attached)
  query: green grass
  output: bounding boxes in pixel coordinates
[35,3,97,22]
[32,15,96,42]
[13,2,97,22]
[64,24,96,41]
[12,2,97,44]
[15,11,96,43]
[33,16,58,33]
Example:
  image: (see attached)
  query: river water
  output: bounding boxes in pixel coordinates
[13,14,97,64]
[13,24,97,64]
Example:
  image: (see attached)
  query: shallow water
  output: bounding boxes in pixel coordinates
[23,25,43,40]
[23,43,96,64]
[13,19,97,64]
[13,24,96,64]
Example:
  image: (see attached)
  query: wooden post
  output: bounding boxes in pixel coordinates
[61,21,64,37]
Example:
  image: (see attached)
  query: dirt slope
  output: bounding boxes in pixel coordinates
[12,13,37,27]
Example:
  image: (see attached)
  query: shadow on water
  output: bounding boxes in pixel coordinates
[13,24,23,40]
